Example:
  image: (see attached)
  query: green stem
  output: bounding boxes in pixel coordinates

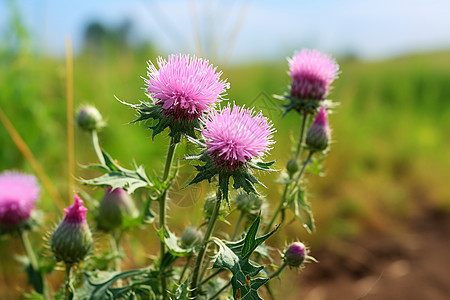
[295,112,309,160]
[231,210,246,241]
[293,151,314,188]
[19,230,51,299]
[89,129,105,165]
[159,137,177,300]
[190,188,222,298]
[178,255,192,284]
[269,262,287,280]
[265,183,289,234]
[198,269,225,287]
[210,281,232,300]
[64,263,73,300]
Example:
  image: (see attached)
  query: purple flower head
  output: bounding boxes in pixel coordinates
[306,106,331,152]
[288,49,339,100]
[0,171,39,226]
[284,242,307,267]
[63,193,88,224]
[203,104,274,170]
[146,54,229,120]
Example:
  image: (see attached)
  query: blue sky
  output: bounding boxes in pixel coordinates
[1,0,450,64]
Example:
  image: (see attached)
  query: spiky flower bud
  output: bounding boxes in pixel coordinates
[284,242,307,268]
[97,187,138,232]
[234,192,263,213]
[51,194,92,264]
[181,226,203,248]
[286,159,299,177]
[76,105,104,132]
[305,106,331,152]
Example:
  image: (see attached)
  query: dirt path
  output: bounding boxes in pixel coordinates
[286,211,450,300]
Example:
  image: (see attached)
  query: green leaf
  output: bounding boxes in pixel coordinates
[212,215,279,300]
[79,150,156,194]
[74,269,147,300]
[15,255,44,295]
[290,188,315,233]
[157,228,196,257]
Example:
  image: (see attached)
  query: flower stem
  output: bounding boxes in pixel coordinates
[64,263,73,300]
[295,111,309,160]
[269,262,287,280]
[159,137,177,300]
[265,183,289,234]
[178,255,192,284]
[210,281,232,300]
[293,151,314,187]
[190,188,222,298]
[89,129,105,166]
[231,210,246,241]
[110,233,123,286]
[198,269,225,287]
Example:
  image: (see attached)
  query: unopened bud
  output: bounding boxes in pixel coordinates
[97,187,138,232]
[284,242,307,268]
[286,159,299,177]
[234,192,263,213]
[181,226,203,248]
[51,194,92,264]
[305,106,330,152]
[76,105,104,131]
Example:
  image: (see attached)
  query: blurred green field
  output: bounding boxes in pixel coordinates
[1,20,450,298]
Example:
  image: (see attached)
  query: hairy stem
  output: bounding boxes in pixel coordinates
[89,129,105,165]
[265,183,289,234]
[64,263,73,300]
[159,137,177,300]
[293,151,314,188]
[190,188,222,298]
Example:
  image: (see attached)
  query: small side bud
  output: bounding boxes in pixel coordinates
[234,192,263,213]
[286,159,299,177]
[76,105,104,131]
[181,226,203,248]
[51,194,92,264]
[283,242,307,268]
[305,106,331,152]
[97,187,138,232]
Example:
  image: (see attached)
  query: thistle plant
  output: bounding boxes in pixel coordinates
[5,49,342,299]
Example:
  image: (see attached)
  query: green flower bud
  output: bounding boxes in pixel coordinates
[286,159,299,177]
[51,194,92,264]
[97,187,138,232]
[76,105,104,132]
[181,226,203,248]
[234,192,263,213]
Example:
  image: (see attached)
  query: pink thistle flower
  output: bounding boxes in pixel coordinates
[0,171,39,226]
[146,54,229,120]
[63,193,88,224]
[306,106,331,152]
[203,104,274,170]
[288,49,339,100]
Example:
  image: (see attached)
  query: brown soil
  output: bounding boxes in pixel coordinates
[282,210,450,300]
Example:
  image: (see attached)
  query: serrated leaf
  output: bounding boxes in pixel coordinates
[79,151,155,194]
[212,216,279,300]
[73,269,146,300]
[290,188,315,232]
[157,228,196,257]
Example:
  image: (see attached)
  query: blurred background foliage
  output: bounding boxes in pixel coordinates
[1,1,450,298]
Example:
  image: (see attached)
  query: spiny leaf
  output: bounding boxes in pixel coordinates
[157,228,196,257]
